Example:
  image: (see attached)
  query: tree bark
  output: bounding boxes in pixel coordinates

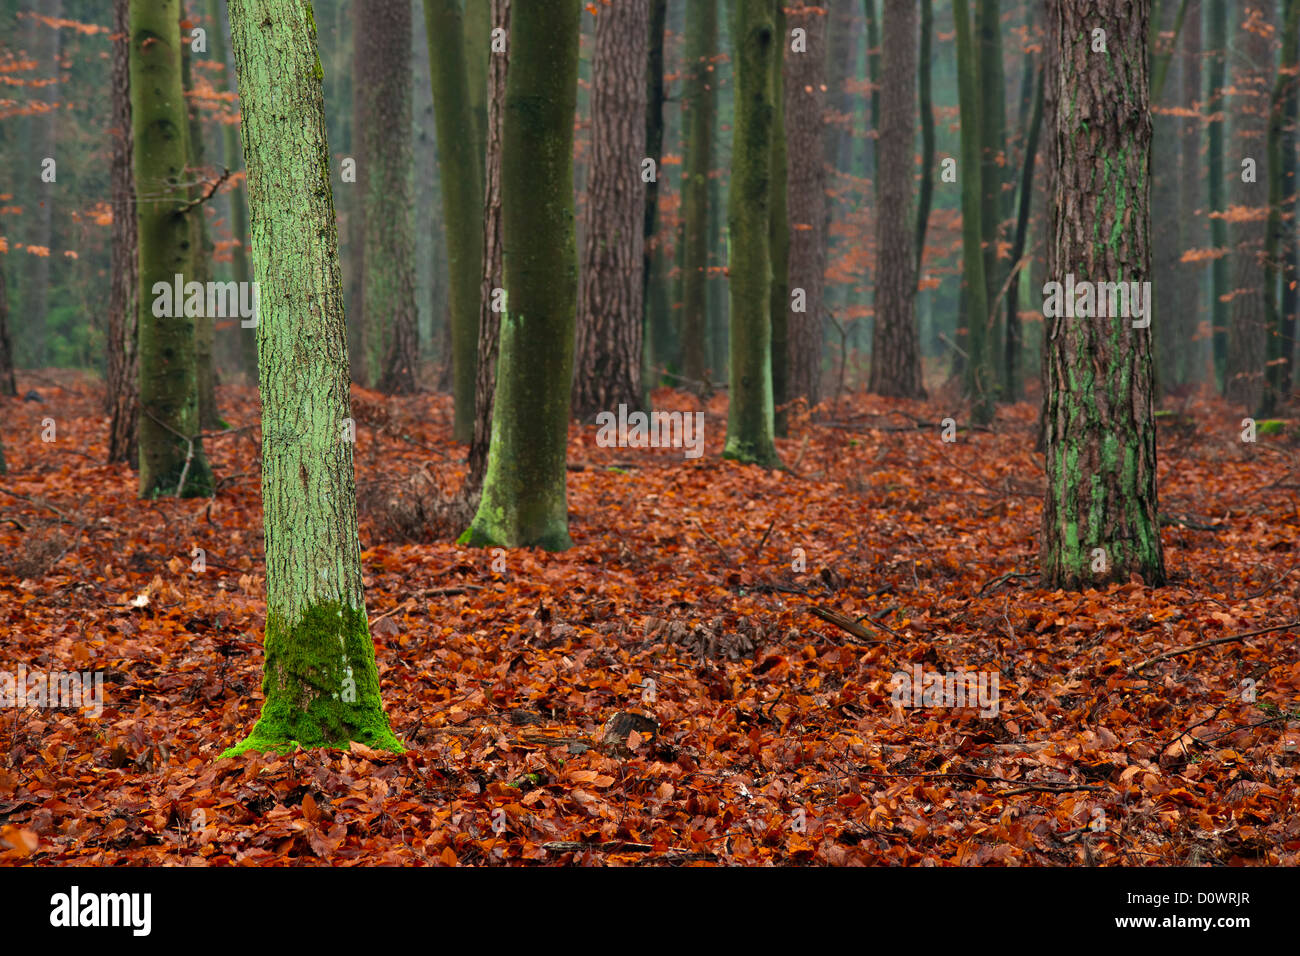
[462,0,581,550]
[869,0,924,399]
[725,0,781,467]
[572,0,650,421]
[223,0,401,757]
[358,0,418,395]
[768,4,789,434]
[424,0,484,442]
[1004,54,1044,403]
[914,0,935,277]
[0,254,14,398]
[1175,0,1203,386]
[1041,0,1165,590]
[679,0,716,387]
[107,0,138,461]
[641,0,668,375]
[784,1,827,409]
[130,0,213,498]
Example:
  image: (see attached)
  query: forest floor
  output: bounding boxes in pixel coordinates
[1,371,1299,865]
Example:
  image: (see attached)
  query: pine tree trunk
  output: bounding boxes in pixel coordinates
[768,4,790,435]
[1206,0,1230,386]
[130,0,213,498]
[462,0,581,550]
[953,0,993,423]
[181,11,220,430]
[1224,1,1273,413]
[466,0,511,499]
[725,0,781,467]
[358,0,418,396]
[784,1,827,409]
[223,0,401,757]
[869,0,924,399]
[679,0,716,386]
[107,0,138,461]
[573,0,650,421]
[1041,0,1165,590]
[424,0,484,442]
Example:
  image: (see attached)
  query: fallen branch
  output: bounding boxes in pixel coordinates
[1128,619,1300,674]
[807,605,897,644]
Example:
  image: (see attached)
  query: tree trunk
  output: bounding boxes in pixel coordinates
[725,0,781,467]
[358,0,418,395]
[1175,0,1203,385]
[0,254,14,398]
[181,8,220,429]
[466,0,511,500]
[768,4,789,434]
[914,0,934,277]
[1224,1,1274,413]
[976,0,1007,396]
[1004,56,1044,403]
[679,0,716,386]
[1206,0,1230,386]
[223,0,401,757]
[1282,29,1300,397]
[464,0,491,174]
[1041,0,1165,590]
[641,0,668,374]
[424,0,484,442]
[130,0,213,498]
[953,0,994,423]
[27,0,61,368]
[784,1,827,409]
[572,0,650,421]
[107,0,138,461]
[462,0,581,550]
[869,0,924,399]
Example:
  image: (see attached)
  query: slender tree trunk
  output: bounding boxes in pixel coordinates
[863,0,880,175]
[1041,0,1165,589]
[1224,2,1274,413]
[573,0,650,421]
[1176,0,1203,385]
[130,0,213,498]
[462,0,581,550]
[641,0,668,375]
[1035,0,1060,452]
[223,0,401,757]
[0,257,13,398]
[785,0,827,409]
[914,0,934,278]
[976,0,1007,395]
[358,0,418,395]
[725,0,781,466]
[181,10,220,429]
[953,0,993,423]
[424,0,484,442]
[680,0,717,386]
[1282,35,1300,396]
[108,0,138,461]
[769,4,790,434]
[466,0,511,499]
[1206,0,1230,386]
[1004,57,1044,403]
[464,0,491,174]
[347,0,367,383]
[869,0,924,399]
[28,0,61,368]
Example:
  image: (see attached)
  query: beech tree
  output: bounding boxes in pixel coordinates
[107,0,138,462]
[462,0,582,549]
[224,0,401,756]
[679,0,717,386]
[1040,0,1165,590]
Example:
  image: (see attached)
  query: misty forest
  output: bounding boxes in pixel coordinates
[1,0,1299,868]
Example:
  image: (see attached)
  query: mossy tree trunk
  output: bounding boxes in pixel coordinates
[224,0,400,756]
[466,0,511,499]
[953,0,994,424]
[784,1,827,410]
[869,0,924,399]
[680,0,716,387]
[359,0,418,395]
[130,0,213,498]
[768,4,789,435]
[1041,0,1165,590]
[724,0,781,468]
[108,0,138,461]
[573,0,650,421]
[462,0,581,550]
[424,0,484,442]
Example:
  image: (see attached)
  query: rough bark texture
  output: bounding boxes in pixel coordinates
[358,0,418,395]
[573,0,650,421]
[1224,2,1273,413]
[462,0,581,550]
[425,0,484,441]
[1041,0,1165,590]
[725,0,781,467]
[784,1,827,409]
[224,0,400,756]
[869,0,924,399]
[1263,0,1299,412]
[768,5,789,434]
[130,0,213,498]
[953,0,993,423]
[466,0,511,499]
[108,0,139,461]
[679,0,716,386]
